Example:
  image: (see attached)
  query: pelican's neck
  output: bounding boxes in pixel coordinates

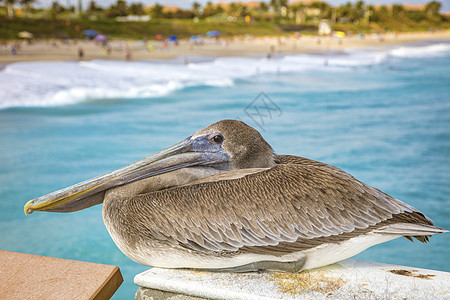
[103,166,224,203]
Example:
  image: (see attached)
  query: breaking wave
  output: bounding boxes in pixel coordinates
[0,42,448,110]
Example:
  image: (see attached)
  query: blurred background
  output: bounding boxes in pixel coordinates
[1,1,449,299]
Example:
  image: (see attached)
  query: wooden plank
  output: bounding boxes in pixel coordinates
[0,250,123,300]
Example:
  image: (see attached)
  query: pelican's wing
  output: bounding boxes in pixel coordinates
[130,158,442,255]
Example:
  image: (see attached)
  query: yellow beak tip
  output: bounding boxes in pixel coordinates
[24,200,35,215]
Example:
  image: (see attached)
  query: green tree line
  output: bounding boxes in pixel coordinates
[0,0,448,39]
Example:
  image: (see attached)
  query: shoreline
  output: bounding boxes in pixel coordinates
[1,31,449,64]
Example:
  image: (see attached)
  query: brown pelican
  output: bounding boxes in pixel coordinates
[24,120,445,272]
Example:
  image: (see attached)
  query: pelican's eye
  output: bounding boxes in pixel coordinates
[211,134,223,144]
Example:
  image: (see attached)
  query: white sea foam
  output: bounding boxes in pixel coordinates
[0,42,448,110]
[389,43,450,57]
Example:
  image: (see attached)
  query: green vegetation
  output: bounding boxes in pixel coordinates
[0,17,282,40]
[0,0,449,40]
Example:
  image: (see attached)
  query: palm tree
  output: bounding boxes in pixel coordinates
[202,2,215,18]
[4,0,16,18]
[20,0,33,9]
[425,1,441,15]
[192,2,201,17]
[259,2,268,12]
[149,3,163,18]
[20,0,34,16]
[270,0,287,16]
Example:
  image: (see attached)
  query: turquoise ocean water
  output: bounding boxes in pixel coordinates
[0,41,449,298]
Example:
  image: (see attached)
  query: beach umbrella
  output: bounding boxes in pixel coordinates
[333,31,346,38]
[95,35,107,42]
[169,36,178,42]
[18,31,33,39]
[84,29,98,37]
[206,31,219,37]
[190,35,201,41]
[190,35,203,44]
[155,34,163,40]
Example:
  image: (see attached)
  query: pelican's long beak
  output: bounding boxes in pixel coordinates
[24,136,228,215]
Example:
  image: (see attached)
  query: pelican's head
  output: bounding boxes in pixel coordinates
[24,120,275,214]
[192,120,275,169]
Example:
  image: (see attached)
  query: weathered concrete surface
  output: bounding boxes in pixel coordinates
[136,287,204,300]
[0,250,123,300]
[134,259,450,300]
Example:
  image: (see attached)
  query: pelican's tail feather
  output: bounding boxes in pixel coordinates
[374,223,447,243]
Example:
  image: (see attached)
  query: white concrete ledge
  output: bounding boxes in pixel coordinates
[134,259,450,300]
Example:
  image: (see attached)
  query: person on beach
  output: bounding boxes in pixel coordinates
[267,45,275,59]
[78,47,84,60]
[103,44,112,56]
[125,46,131,61]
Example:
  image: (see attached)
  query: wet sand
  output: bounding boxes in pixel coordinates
[1,31,449,64]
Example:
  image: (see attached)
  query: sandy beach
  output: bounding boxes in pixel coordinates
[1,31,449,64]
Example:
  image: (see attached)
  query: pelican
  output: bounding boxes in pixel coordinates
[24,120,445,272]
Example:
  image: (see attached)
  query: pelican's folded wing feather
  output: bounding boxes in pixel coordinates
[130,156,443,255]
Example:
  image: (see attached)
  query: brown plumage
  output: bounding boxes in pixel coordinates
[104,154,439,260]
[26,120,446,272]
